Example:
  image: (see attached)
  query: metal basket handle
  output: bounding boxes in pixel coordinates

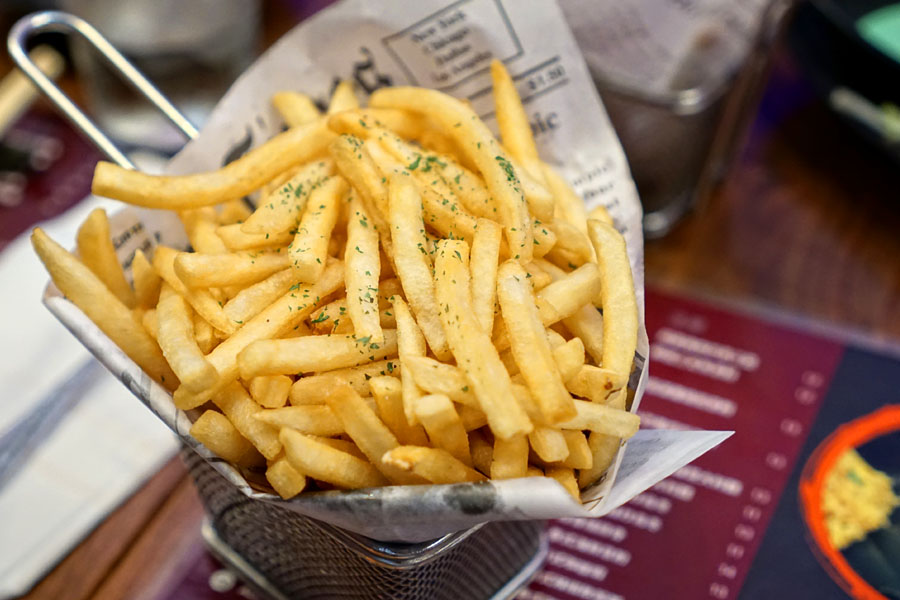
[7,10,199,169]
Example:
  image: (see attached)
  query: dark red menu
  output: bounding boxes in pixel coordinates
[155,286,900,600]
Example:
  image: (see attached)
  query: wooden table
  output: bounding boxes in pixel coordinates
[19,31,900,600]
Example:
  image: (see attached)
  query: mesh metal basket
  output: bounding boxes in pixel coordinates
[186,451,547,600]
[6,14,548,598]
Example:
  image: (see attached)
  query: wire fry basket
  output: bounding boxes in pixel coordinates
[9,11,548,599]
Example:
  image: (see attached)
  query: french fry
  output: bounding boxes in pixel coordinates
[156,283,218,393]
[553,337,586,383]
[289,359,399,405]
[180,208,228,254]
[546,466,580,500]
[433,240,532,440]
[173,259,344,409]
[458,404,489,432]
[414,394,471,466]
[141,308,158,340]
[545,220,594,267]
[223,269,299,325]
[238,330,398,380]
[566,364,625,403]
[470,218,502,333]
[290,176,346,282]
[497,260,576,424]
[469,429,493,476]
[327,81,359,113]
[92,120,334,209]
[324,385,422,484]
[327,108,425,140]
[578,432,621,489]
[75,208,136,308]
[281,428,388,489]
[217,223,293,251]
[382,446,485,484]
[241,161,334,235]
[266,456,307,499]
[189,410,263,468]
[542,164,589,237]
[368,376,429,446]
[32,228,176,387]
[272,91,320,126]
[387,175,450,359]
[560,430,593,470]
[370,88,533,261]
[588,204,614,226]
[344,196,383,344]
[174,249,290,289]
[563,304,605,366]
[248,375,292,409]
[254,405,343,436]
[588,220,638,377]
[390,295,428,426]
[152,246,236,335]
[558,400,640,438]
[491,434,529,479]
[528,426,570,463]
[218,199,253,225]
[534,263,602,326]
[131,249,161,309]
[402,355,478,407]
[213,381,281,460]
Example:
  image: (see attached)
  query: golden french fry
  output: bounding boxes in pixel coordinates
[189,410,263,468]
[254,405,343,436]
[241,162,334,235]
[152,246,236,335]
[75,208,136,308]
[433,240,532,439]
[272,91,320,126]
[156,283,218,393]
[248,375,292,409]
[566,364,625,403]
[217,223,293,251]
[131,248,161,309]
[180,208,228,254]
[402,355,478,407]
[491,434,529,479]
[553,337,586,383]
[542,164,589,237]
[218,199,253,225]
[561,430,593,470]
[223,269,299,325]
[289,359,399,405]
[387,175,451,359]
[327,81,359,114]
[390,295,428,426]
[368,376,429,446]
[290,176,346,282]
[281,428,388,489]
[546,466,580,500]
[382,446,485,484]
[414,394,472,466]
[558,400,640,438]
[497,260,576,424]
[546,220,594,266]
[324,385,422,484]
[330,135,393,254]
[344,196,383,344]
[32,228,176,387]
[266,456,307,499]
[238,330,398,380]
[563,304,605,366]
[92,121,334,209]
[470,218,502,333]
[469,429,493,475]
[370,87,533,261]
[174,249,290,289]
[173,259,344,410]
[578,432,621,489]
[534,263,602,325]
[141,307,158,340]
[588,204,614,226]
[213,381,281,460]
[327,108,426,140]
[458,404,489,432]
[528,426,570,463]
[588,220,638,377]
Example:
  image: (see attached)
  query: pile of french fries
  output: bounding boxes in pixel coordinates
[32,61,639,501]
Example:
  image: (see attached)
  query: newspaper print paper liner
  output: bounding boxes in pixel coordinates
[42,0,731,542]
